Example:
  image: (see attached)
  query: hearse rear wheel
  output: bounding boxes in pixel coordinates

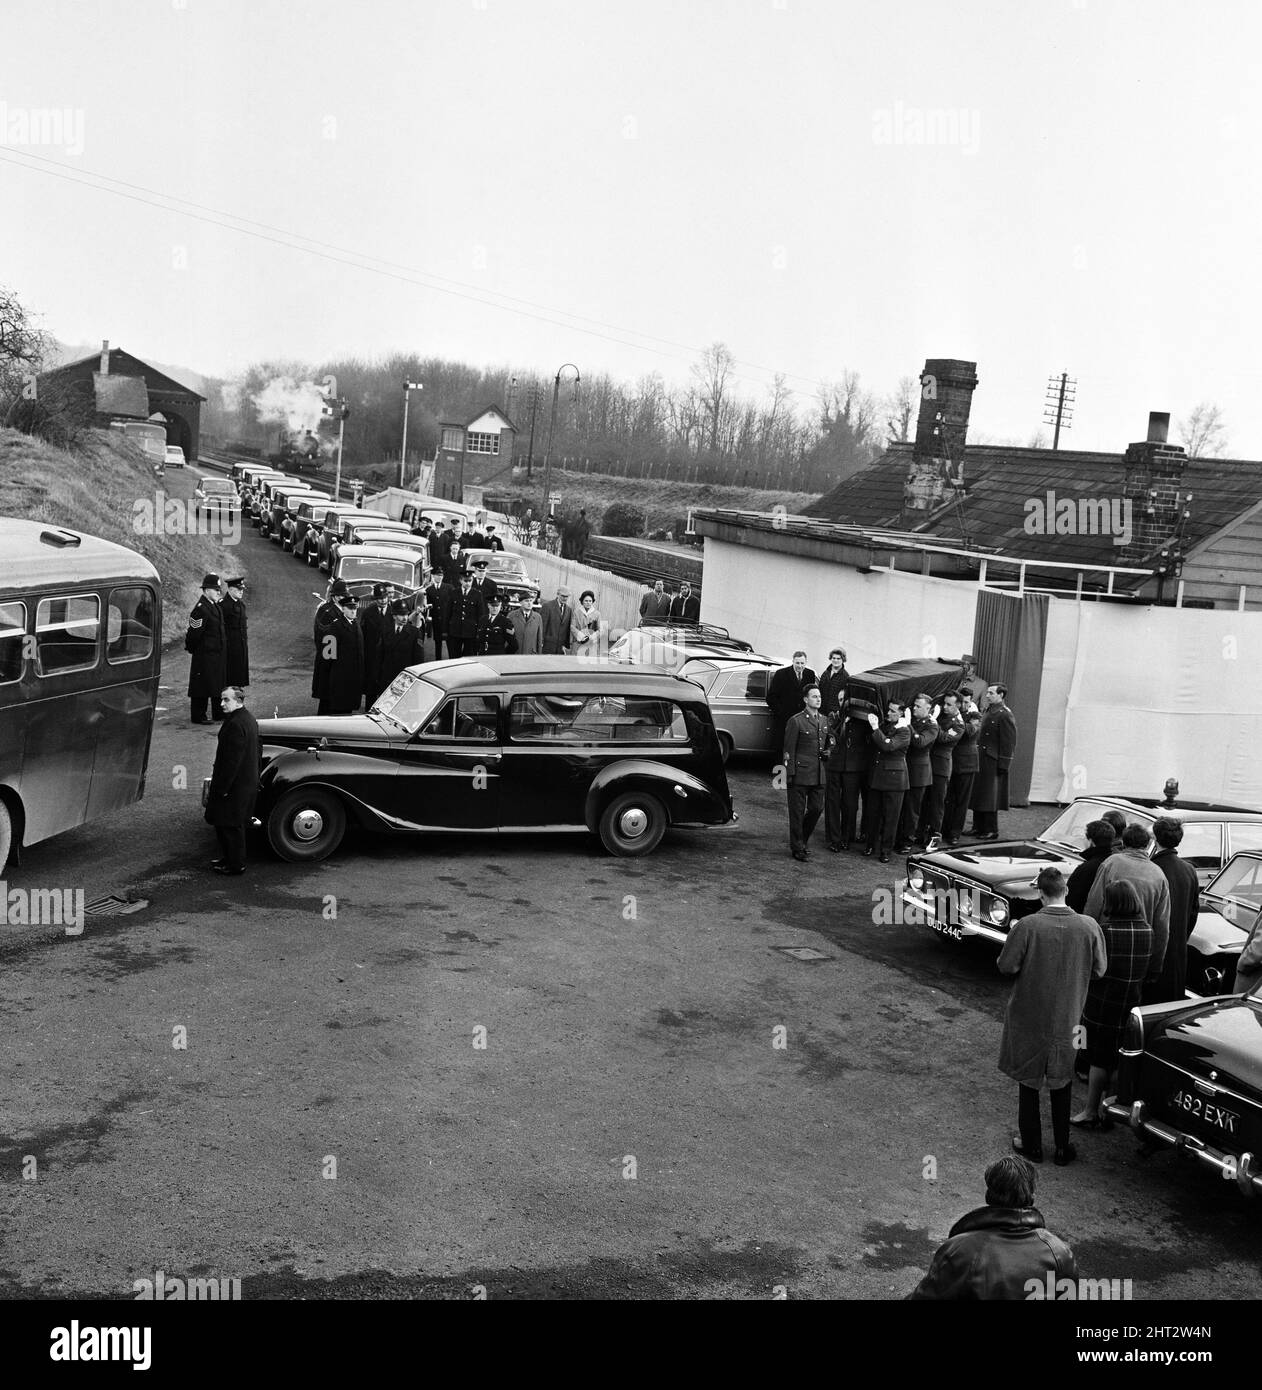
[599,790,667,857]
[267,788,347,862]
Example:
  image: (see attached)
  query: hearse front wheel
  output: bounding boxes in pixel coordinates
[599,790,667,857]
[267,788,347,862]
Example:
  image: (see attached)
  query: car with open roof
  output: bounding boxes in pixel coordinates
[253,657,735,862]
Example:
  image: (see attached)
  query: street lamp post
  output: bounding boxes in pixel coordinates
[539,363,580,550]
[400,380,423,488]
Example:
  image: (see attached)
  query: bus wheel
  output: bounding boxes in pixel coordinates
[267,788,346,862]
[0,802,11,871]
[599,790,666,857]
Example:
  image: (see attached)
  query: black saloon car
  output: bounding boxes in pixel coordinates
[255,657,735,862]
[902,794,1262,950]
[1187,851,1262,995]
[1107,984,1262,1197]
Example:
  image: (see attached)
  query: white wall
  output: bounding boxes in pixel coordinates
[700,539,978,669]
[508,545,644,635]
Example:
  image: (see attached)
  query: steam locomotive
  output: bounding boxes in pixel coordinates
[268,428,323,473]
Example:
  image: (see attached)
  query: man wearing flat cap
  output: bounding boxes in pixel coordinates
[222,577,250,689]
[186,574,226,724]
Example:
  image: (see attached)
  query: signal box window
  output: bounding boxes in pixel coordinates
[466,432,500,455]
[440,427,464,451]
[0,601,26,683]
[107,586,155,664]
[35,594,100,675]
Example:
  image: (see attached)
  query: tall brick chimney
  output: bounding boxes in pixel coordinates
[100,339,110,375]
[1117,411,1189,563]
[903,358,978,518]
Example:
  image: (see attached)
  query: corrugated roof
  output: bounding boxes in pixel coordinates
[804,442,1262,570]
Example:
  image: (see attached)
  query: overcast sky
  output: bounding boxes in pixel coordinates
[3,0,1260,455]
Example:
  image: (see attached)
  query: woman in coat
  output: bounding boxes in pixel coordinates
[1072,879,1153,1128]
[571,590,601,650]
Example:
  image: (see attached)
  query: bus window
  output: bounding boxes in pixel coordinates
[108,586,155,664]
[0,601,24,683]
[35,594,100,675]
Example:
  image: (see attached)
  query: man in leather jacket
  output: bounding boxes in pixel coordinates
[907,1155,1077,1300]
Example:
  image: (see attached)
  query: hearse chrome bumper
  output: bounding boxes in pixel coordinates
[1105,1098,1262,1197]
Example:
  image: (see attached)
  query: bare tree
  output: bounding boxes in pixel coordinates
[692,342,735,455]
[0,284,53,405]
[1177,402,1228,458]
[883,375,917,444]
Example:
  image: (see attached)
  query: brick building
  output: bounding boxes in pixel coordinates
[431,405,517,501]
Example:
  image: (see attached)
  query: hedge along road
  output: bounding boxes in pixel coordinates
[0,510,1259,1300]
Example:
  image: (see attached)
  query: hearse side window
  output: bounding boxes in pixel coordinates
[509,693,690,743]
[421,696,499,740]
[0,601,26,683]
[1179,821,1224,871]
[107,586,155,663]
[35,594,100,675]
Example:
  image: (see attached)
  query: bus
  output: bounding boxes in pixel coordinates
[0,518,162,868]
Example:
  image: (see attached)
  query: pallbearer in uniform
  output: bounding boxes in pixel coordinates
[866,700,911,864]
[783,685,831,862]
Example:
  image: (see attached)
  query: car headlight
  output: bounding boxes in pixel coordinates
[987,897,1009,925]
[908,867,925,890]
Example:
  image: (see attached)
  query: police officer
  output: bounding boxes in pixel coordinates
[187,573,226,724]
[221,576,250,689]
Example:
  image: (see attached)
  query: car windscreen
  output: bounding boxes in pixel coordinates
[371,672,445,733]
[200,480,233,493]
[1036,800,1120,851]
[338,556,419,586]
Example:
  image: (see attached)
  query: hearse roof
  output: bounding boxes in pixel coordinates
[415,655,706,700]
[1,517,160,589]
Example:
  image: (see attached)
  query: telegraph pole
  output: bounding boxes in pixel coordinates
[539,364,580,550]
[524,383,543,480]
[1043,372,1076,451]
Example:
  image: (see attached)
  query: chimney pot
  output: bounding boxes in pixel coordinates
[100,340,110,375]
[1147,411,1170,443]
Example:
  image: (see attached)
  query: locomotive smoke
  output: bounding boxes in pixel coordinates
[251,376,327,435]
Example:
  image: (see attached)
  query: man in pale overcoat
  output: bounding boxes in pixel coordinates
[997,867,1106,1166]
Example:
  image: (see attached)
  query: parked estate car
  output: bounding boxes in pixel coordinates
[902,794,1262,952]
[283,493,335,554]
[456,548,541,608]
[269,486,330,546]
[253,657,735,862]
[1107,984,1262,1197]
[326,516,412,570]
[163,445,186,470]
[677,656,779,762]
[1186,851,1262,995]
[254,476,303,533]
[313,507,389,571]
[193,476,238,519]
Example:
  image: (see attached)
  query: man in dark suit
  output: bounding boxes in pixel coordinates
[918,693,965,850]
[484,523,505,552]
[437,573,487,658]
[639,580,672,621]
[971,684,1018,839]
[540,585,574,655]
[783,685,831,861]
[379,601,427,690]
[866,700,912,863]
[221,577,250,689]
[766,651,818,759]
[816,647,848,720]
[187,574,226,724]
[204,685,260,875]
[1146,817,1202,1003]
[669,582,700,623]
[359,583,395,707]
[896,693,940,851]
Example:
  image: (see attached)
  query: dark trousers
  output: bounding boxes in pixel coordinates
[191,695,224,722]
[447,634,470,658]
[868,788,905,853]
[918,774,950,841]
[214,823,247,872]
[942,772,974,840]
[827,769,866,847]
[897,784,927,846]
[973,810,1000,836]
[787,784,824,853]
[1019,1082,1071,1155]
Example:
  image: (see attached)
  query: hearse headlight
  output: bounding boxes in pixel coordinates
[1119,1006,1144,1056]
[908,867,925,891]
[987,896,1009,925]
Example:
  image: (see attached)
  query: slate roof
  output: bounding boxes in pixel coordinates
[804,442,1262,571]
[41,347,206,401]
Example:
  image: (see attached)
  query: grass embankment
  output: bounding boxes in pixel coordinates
[489,469,821,533]
[0,427,239,645]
